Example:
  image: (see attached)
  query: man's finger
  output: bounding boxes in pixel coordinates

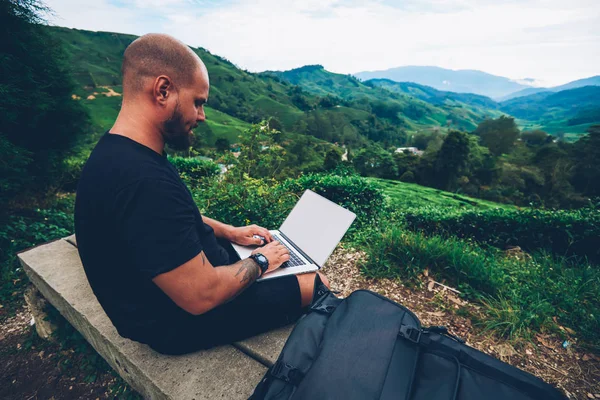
[256,227,272,243]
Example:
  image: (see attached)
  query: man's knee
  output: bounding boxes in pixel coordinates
[297,272,330,307]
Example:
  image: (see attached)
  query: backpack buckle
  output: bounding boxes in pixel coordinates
[271,361,304,385]
[399,325,422,344]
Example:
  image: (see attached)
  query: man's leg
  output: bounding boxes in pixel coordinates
[296,272,330,307]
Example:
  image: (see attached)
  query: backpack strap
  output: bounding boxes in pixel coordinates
[399,325,463,400]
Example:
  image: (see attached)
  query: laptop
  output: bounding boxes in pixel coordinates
[231,190,356,281]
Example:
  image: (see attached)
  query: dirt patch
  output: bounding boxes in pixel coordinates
[322,246,600,400]
[84,86,121,101]
[0,304,129,400]
[98,86,121,97]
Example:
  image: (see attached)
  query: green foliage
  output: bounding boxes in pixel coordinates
[434,130,471,190]
[168,156,220,184]
[352,146,398,179]
[400,206,600,263]
[187,169,385,237]
[0,204,74,315]
[399,171,415,183]
[0,0,89,215]
[473,116,520,156]
[521,129,550,146]
[360,226,600,346]
[323,148,342,171]
[572,125,600,197]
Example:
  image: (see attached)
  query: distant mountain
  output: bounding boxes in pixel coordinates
[354,66,532,99]
[268,65,502,132]
[499,75,600,101]
[365,79,498,110]
[499,86,600,134]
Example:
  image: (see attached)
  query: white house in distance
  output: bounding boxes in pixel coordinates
[395,147,424,156]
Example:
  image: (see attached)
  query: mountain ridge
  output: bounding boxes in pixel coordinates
[354,65,532,99]
[499,75,600,101]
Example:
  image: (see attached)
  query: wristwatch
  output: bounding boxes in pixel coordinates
[249,253,269,276]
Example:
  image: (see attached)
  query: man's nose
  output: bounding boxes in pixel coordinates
[197,107,206,122]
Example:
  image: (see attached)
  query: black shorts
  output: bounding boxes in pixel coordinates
[148,240,305,355]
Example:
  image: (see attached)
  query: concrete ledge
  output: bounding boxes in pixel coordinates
[18,237,292,399]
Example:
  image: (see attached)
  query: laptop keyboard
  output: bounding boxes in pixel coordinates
[272,233,305,268]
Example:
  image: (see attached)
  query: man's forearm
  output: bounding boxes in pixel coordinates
[202,216,234,240]
[210,257,261,306]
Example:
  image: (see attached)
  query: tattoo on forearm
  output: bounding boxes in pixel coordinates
[234,259,261,287]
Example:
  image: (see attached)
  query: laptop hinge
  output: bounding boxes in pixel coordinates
[278,231,320,268]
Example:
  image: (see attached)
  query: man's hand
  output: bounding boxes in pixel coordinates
[230,224,273,246]
[252,241,289,273]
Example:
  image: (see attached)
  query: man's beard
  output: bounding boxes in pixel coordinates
[162,101,195,151]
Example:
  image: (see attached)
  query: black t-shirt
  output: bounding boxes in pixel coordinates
[74,132,229,343]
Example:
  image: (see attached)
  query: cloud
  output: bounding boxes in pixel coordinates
[44,0,600,86]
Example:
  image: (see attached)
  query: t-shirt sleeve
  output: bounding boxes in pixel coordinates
[113,178,203,280]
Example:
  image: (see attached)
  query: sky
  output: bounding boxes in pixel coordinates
[44,0,600,87]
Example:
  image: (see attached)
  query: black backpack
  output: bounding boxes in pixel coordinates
[251,277,566,400]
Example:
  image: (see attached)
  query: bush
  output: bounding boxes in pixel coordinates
[401,206,600,263]
[168,156,221,183]
[0,205,74,316]
[193,176,297,229]
[189,172,387,238]
[399,171,415,183]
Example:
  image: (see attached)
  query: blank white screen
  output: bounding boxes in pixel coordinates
[279,190,356,266]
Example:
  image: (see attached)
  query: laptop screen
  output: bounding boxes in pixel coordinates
[279,190,356,266]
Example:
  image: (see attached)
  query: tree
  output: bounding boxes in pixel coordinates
[473,116,520,156]
[572,125,600,197]
[0,0,89,213]
[231,121,285,179]
[352,146,397,179]
[323,148,342,171]
[434,130,471,190]
[215,138,230,153]
[521,130,550,146]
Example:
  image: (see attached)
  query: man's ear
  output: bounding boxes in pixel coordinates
[154,75,172,105]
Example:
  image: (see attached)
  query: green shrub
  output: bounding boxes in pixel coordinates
[399,171,415,183]
[401,206,600,263]
[0,206,74,316]
[190,172,386,237]
[168,156,221,183]
[193,175,297,229]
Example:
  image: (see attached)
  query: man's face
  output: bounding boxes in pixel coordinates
[162,67,209,151]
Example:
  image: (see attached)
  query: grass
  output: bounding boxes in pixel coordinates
[359,225,600,349]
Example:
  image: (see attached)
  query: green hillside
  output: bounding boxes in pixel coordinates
[46,26,599,147]
[499,86,600,138]
[268,65,499,132]
[46,27,406,147]
[373,178,514,210]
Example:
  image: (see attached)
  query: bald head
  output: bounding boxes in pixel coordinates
[121,33,206,96]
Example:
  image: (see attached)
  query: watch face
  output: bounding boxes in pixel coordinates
[258,255,267,263]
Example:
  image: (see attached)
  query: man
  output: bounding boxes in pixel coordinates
[74,33,329,355]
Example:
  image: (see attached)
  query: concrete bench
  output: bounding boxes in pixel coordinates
[17,235,293,399]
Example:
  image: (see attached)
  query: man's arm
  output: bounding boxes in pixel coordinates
[202,216,235,240]
[202,215,273,245]
[153,241,289,315]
